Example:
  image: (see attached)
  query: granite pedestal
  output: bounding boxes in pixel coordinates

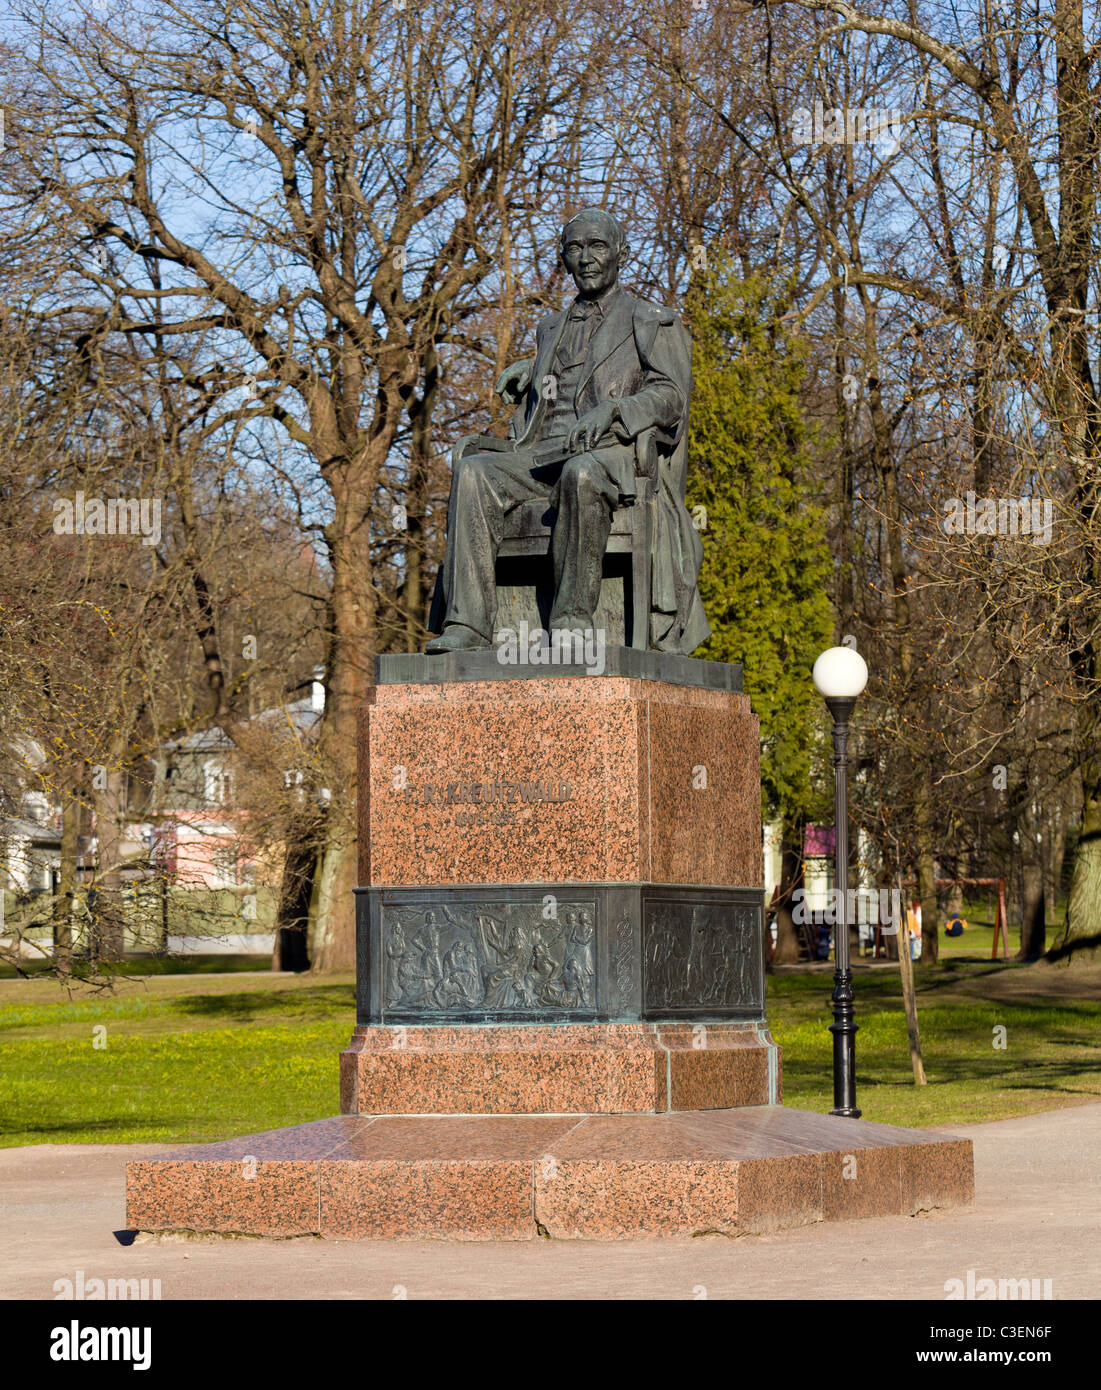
[124,651,973,1240]
[345,651,771,1113]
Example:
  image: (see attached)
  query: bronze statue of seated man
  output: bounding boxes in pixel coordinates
[426,206,709,656]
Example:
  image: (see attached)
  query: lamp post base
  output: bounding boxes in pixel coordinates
[829,966,860,1117]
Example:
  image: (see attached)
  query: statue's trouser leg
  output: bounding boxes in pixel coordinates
[550,452,616,628]
[441,451,548,638]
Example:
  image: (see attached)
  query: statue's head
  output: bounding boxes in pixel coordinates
[560,207,629,299]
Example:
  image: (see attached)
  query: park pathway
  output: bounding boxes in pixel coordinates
[2,1102,1098,1300]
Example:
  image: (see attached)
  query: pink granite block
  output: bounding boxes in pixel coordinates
[363,677,761,888]
[320,1160,534,1240]
[734,1153,824,1233]
[899,1138,975,1214]
[346,1041,665,1114]
[340,1023,775,1115]
[122,1107,974,1241]
[646,700,762,886]
[820,1145,905,1221]
[357,700,374,885]
[326,1114,583,1160]
[126,1159,319,1237]
[149,1116,371,1162]
[535,1158,741,1239]
[657,1024,773,1110]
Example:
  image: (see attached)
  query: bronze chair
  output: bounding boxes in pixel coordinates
[452,427,663,650]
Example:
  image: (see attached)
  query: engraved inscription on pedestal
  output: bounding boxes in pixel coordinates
[642,900,762,1015]
[382,898,597,1019]
[395,772,574,828]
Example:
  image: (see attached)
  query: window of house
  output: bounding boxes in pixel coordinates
[212,847,238,887]
[203,762,235,806]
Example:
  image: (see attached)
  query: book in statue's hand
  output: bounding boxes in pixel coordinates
[531,441,573,467]
[468,433,573,467]
[467,433,515,452]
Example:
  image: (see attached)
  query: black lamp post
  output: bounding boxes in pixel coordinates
[812,645,869,1118]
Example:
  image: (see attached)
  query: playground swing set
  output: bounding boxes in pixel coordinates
[765,876,1011,964]
[884,877,1010,960]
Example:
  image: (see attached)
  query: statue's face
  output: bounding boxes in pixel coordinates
[561,215,626,298]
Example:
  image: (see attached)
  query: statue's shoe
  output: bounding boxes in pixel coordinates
[424,625,490,654]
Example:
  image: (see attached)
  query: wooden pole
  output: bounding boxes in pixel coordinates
[896,879,927,1085]
[992,879,1010,960]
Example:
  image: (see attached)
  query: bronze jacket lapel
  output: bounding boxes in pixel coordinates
[573,290,635,403]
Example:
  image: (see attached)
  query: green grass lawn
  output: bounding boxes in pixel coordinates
[0,973,355,1147]
[0,959,1098,1146]
[0,954,279,980]
[771,961,1101,1127]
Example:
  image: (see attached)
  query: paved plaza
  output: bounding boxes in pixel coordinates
[4,1102,1097,1300]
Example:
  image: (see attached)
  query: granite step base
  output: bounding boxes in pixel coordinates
[125,1106,973,1241]
[341,1023,779,1115]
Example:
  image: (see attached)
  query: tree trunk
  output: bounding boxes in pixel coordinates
[1061,718,1101,951]
[896,876,927,1084]
[53,792,80,977]
[309,450,381,973]
[1041,0,1101,946]
[773,902,802,964]
[1058,790,1101,956]
[916,786,939,964]
[771,828,805,964]
[944,860,963,923]
[1045,816,1069,925]
[272,829,314,972]
[862,299,938,964]
[402,347,438,652]
[832,285,857,636]
[307,840,353,970]
[1017,800,1047,960]
[1019,859,1047,961]
[90,767,126,961]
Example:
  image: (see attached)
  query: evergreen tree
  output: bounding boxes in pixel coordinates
[686,264,833,825]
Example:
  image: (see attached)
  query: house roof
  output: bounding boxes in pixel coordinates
[270,696,322,738]
[164,695,322,756]
[169,726,236,753]
[1,817,63,846]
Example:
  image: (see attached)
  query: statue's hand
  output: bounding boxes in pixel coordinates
[568,402,618,454]
[495,359,534,403]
